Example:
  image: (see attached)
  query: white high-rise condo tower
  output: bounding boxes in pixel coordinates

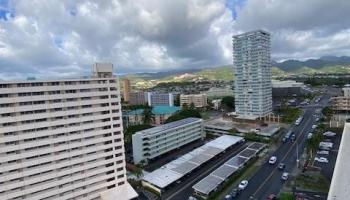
[0,63,137,200]
[232,30,272,118]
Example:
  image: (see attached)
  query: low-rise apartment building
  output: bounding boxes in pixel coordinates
[132,117,204,164]
[332,85,350,112]
[180,94,208,108]
[146,92,174,107]
[129,91,147,105]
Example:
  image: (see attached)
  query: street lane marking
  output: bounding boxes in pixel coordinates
[252,112,312,197]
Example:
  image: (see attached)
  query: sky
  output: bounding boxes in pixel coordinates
[0,0,350,79]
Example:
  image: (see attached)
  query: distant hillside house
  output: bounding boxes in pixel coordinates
[202,86,234,98]
[122,106,180,127]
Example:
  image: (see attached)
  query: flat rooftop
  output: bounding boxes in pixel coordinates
[328,123,350,200]
[142,135,244,189]
[192,142,266,196]
[137,117,202,137]
[204,119,235,131]
[100,182,138,200]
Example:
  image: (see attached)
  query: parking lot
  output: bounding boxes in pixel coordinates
[313,130,342,182]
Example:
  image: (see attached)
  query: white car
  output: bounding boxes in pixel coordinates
[312,125,317,129]
[317,150,329,155]
[281,172,289,181]
[307,133,313,139]
[319,142,333,148]
[319,146,331,151]
[315,157,329,163]
[323,131,336,137]
[238,180,249,190]
[269,156,277,164]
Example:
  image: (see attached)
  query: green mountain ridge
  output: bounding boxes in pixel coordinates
[126,64,350,89]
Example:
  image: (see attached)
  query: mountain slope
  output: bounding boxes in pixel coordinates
[275,56,350,72]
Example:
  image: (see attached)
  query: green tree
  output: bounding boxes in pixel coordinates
[322,106,333,119]
[189,102,195,110]
[173,94,180,106]
[124,124,153,144]
[221,96,235,111]
[165,107,201,123]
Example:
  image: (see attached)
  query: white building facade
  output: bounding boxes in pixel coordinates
[0,64,137,200]
[145,92,174,107]
[331,84,350,112]
[132,118,204,164]
[232,30,272,118]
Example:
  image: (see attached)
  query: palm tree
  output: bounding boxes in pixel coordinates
[143,106,154,125]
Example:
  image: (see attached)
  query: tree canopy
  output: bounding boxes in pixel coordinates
[165,107,201,123]
[221,96,235,111]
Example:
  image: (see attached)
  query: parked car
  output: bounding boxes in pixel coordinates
[282,137,288,143]
[281,172,289,181]
[267,194,277,200]
[278,163,286,170]
[319,142,333,148]
[312,124,317,129]
[188,196,198,200]
[291,134,296,142]
[230,188,239,198]
[317,150,329,155]
[314,157,329,163]
[224,195,232,200]
[319,146,331,151]
[307,133,313,139]
[238,180,249,190]
[315,117,320,122]
[323,131,336,137]
[269,156,277,164]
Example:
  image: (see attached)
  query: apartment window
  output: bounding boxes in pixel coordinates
[0,103,11,108]
[116,167,124,172]
[118,182,125,186]
[33,101,45,105]
[2,113,11,117]
[32,92,44,96]
[48,91,61,95]
[49,82,60,86]
[18,92,31,97]
[117,174,124,179]
[0,84,9,88]
[0,94,9,98]
[65,90,76,94]
[31,82,43,87]
[116,160,123,164]
[114,131,121,136]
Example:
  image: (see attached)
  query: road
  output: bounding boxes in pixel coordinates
[236,95,330,200]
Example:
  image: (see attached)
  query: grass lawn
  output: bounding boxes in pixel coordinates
[294,173,330,193]
[278,192,294,200]
[200,111,210,120]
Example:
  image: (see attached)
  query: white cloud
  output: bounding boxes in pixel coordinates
[0,0,349,79]
[0,0,233,79]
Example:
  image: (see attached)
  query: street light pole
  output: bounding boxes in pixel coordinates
[296,143,299,168]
